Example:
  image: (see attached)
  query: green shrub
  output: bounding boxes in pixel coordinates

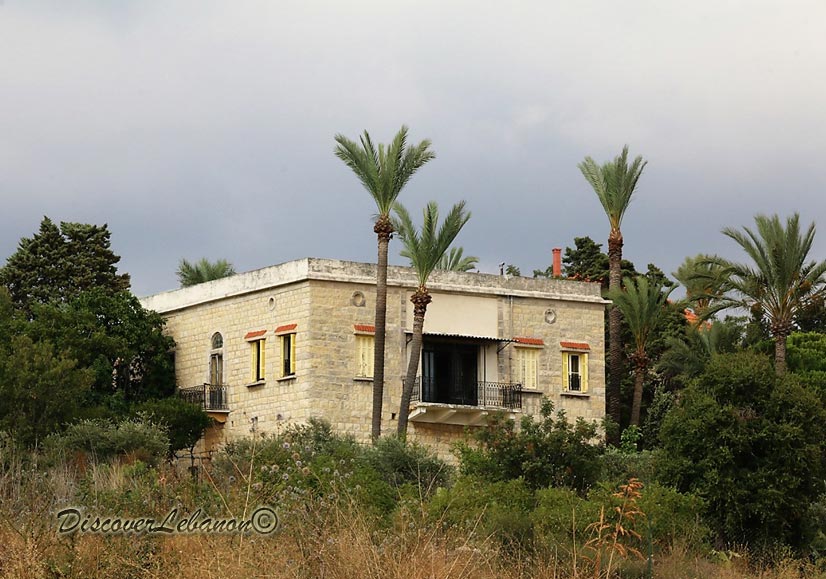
[428,476,536,551]
[599,448,660,485]
[455,398,603,492]
[132,397,213,455]
[363,436,452,496]
[212,419,398,520]
[44,417,169,465]
[531,486,600,555]
[659,352,826,549]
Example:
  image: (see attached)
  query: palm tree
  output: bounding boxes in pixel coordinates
[393,201,471,437]
[578,146,647,438]
[334,126,435,441]
[435,247,478,272]
[705,213,826,375]
[608,276,675,427]
[177,258,236,287]
[673,254,728,320]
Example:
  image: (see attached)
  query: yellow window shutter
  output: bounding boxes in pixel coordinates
[367,336,374,377]
[562,353,569,390]
[581,353,588,392]
[290,334,296,374]
[260,339,266,380]
[250,343,256,382]
[529,350,537,389]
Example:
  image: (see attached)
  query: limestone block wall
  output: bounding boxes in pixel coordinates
[505,297,606,423]
[143,258,606,460]
[160,281,312,440]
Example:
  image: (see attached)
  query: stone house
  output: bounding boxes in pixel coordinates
[140,257,607,457]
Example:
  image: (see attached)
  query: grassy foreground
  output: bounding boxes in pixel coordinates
[1,426,824,579]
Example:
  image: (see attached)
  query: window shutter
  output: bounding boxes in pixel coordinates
[290,335,296,374]
[250,343,256,382]
[260,339,266,380]
[562,353,569,390]
[528,351,537,389]
[581,353,588,392]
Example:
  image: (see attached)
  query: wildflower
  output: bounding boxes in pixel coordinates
[283,442,291,450]
[295,460,303,467]
[228,475,236,484]
[291,452,300,461]
[302,467,311,476]
[282,473,289,481]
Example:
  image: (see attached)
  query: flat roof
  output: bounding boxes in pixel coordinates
[139,257,608,314]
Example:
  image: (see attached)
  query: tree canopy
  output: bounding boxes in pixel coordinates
[0,217,130,313]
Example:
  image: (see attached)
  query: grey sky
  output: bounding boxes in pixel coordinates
[2,1,825,296]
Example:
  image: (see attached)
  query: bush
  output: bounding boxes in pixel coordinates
[212,419,398,520]
[428,476,536,551]
[363,436,452,496]
[599,448,660,486]
[659,352,826,549]
[532,486,600,554]
[455,398,603,492]
[44,417,169,465]
[132,397,213,455]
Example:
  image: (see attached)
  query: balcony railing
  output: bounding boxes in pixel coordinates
[410,378,522,410]
[179,383,229,411]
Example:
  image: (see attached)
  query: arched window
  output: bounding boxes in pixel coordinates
[209,333,224,385]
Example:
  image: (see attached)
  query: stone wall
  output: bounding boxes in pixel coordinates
[143,258,606,462]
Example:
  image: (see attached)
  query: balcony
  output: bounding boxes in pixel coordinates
[408,377,522,426]
[179,383,229,416]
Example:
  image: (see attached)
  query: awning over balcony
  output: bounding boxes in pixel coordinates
[408,331,513,342]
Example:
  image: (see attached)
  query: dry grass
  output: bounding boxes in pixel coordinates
[1,446,825,579]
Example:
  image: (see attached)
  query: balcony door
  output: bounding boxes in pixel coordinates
[421,341,478,406]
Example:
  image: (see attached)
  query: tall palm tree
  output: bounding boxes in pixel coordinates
[177,258,236,287]
[705,213,826,375]
[334,126,435,441]
[673,254,728,320]
[435,247,478,272]
[578,146,647,438]
[608,276,675,427]
[393,201,471,437]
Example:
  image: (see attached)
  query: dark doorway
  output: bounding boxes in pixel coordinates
[421,340,478,406]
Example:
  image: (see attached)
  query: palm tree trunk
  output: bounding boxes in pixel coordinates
[398,289,431,438]
[607,231,624,442]
[630,356,646,427]
[774,334,787,376]
[372,219,392,442]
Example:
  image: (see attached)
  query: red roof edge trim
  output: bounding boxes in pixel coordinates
[275,323,298,334]
[244,330,267,340]
[560,341,590,350]
[514,336,544,346]
[354,324,376,333]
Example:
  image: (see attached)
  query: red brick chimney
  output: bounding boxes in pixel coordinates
[552,248,562,277]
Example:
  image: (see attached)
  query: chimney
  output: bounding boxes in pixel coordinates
[552,248,562,277]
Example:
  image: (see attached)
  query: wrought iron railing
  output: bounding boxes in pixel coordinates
[179,383,229,411]
[410,378,522,410]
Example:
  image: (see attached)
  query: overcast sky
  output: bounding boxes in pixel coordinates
[2,1,826,297]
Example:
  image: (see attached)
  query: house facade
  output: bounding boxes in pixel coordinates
[140,258,607,458]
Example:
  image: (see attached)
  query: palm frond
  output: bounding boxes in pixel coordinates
[436,247,479,272]
[578,145,647,232]
[335,126,435,219]
[394,201,471,288]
